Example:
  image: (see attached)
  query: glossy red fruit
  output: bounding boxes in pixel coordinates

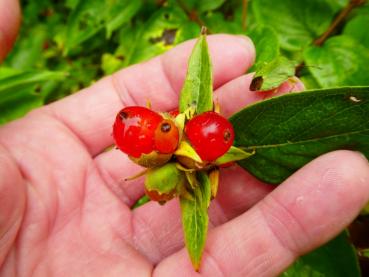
[113,106,163,158]
[184,111,234,162]
[154,119,179,154]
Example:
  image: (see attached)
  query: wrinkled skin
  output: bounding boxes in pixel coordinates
[1,1,369,276]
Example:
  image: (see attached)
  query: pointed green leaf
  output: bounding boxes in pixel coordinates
[230,86,369,184]
[281,232,360,277]
[131,195,150,210]
[250,56,296,91]
[214,146,254,166]
[179,32,213,114]
[180,172,211,270]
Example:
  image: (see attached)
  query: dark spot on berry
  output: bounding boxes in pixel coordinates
[119,111,128,120]
[224,130,231,141]
[161,122,171,133]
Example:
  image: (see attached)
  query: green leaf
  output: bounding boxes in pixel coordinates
[64,0,141,53]
[115,6,199,67]
[343,14,369,50]
[248,26,280,71]
[304,35,369,88]
[214,146,254,166]
[131,195,150,209]
[281,232,360,277]
[179,32,213,114]
[0,69,65,124]
[182,0,226,13]
[250,56,296,91]
[180,171,211,270]
[252,0,342,51]
[230,86,369,184]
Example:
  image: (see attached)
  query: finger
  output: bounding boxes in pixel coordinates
[43,34,255,156]
[0,144,26,266]
[154,150,369,276]
[215,74,305,118]
[0,0,21,61]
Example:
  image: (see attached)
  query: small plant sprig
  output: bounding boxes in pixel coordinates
[112,27,253,270]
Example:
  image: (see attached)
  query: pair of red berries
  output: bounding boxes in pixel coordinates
[113,106,234,163]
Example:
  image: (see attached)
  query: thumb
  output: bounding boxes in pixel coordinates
[0,0,21,62]
[0,144,25,267]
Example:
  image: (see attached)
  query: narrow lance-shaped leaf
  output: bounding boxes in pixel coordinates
[180,172,211,270]
[250,56,296,91]
[230,86,369,184]
[179,28,213,114]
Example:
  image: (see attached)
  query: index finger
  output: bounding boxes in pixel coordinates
[42,34,255,156]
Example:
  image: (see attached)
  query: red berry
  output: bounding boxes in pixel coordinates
[154,119,179,154]
[113,106,163,158]
[184,111,234,162]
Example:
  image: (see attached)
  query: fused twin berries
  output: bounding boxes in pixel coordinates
[113,106,235,165]
[113,106,179,159]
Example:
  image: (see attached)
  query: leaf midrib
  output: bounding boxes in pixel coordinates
[241,128,369,150]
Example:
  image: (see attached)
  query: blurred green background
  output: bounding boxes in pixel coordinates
[1,0,369,124]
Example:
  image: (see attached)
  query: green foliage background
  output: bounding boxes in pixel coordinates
[1,0,369,124]
[1,0,369,275]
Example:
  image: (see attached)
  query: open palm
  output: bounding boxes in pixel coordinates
[1,34,369,277]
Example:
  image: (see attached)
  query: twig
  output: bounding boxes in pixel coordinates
[296,0,366,76]
[314,0,366,46]
[177,0,211,33]
[242,0,248,31]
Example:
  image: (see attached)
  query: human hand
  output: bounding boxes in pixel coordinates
[1,5,369,277]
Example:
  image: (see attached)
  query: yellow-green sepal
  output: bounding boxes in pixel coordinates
[214,146,255,166]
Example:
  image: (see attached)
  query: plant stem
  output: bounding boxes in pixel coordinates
[242,0,248,31]
[296,0,366,76]
[314,0,366,46]
[177,0,211,33]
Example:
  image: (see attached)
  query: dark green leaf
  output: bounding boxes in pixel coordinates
[179,32,213,114]
[281,232,360,277]
[252,0,342,51]
[182,0,226,13]
[230,86,369,184]
[304,35,369,87]
[180,172,211,270]
[250,56,296,91]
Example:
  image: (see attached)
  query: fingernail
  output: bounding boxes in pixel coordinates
[356,151,369,163]
[237,35,255,51]
[237,35,256,66]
